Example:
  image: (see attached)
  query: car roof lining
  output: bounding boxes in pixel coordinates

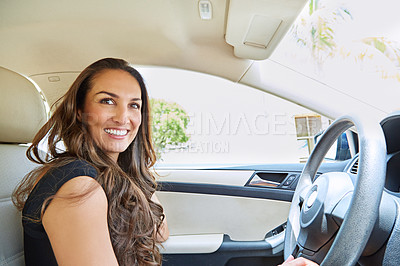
[2,0,389,121]
[0,0,306,80]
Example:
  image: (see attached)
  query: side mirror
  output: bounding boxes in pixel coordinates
[314,131,352,161]
[335,132,352,160]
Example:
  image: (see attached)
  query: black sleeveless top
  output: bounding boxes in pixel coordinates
[22,160,97,266]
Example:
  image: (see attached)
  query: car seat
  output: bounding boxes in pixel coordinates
[0,66,48,266]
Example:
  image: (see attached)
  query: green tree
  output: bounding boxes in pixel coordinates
[150,98,190,160]
[362,37,400,81]
[291,0,400,81]
[291,0,352,65]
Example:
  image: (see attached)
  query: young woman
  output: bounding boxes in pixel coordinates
[13,58,169,265]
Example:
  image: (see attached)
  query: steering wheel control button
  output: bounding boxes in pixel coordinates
[306,190,318,208]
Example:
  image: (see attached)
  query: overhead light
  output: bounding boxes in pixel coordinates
[198,0,212,20]
[48,76,60,82]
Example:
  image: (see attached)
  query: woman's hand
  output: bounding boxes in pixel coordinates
[279,255,319,266]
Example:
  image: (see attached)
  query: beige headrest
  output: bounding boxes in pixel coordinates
[0,66,48,143]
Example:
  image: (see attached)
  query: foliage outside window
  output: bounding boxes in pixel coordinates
[150,98,190,160]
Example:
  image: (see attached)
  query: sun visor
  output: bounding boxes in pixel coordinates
[225,0,307,60]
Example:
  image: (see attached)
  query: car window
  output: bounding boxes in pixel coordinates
[270,0,400,115]
[35,67,341,165]
[138,67,338,165]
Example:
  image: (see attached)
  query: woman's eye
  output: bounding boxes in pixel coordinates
[130,103,140,109]
[100,98,114,105]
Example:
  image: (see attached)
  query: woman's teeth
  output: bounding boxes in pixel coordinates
[104,129,128,136]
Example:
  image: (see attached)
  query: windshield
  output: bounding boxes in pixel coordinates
[270,0,400,115]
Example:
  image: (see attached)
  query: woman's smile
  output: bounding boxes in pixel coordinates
[104,128,129,137]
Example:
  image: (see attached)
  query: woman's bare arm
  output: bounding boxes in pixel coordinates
[43,176,118,266]
[151,193,170,242]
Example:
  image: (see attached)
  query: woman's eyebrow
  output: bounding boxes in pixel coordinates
[96,91,118,98]
[96,91,142,101]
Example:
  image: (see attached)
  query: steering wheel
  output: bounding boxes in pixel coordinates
[284,115,387,265]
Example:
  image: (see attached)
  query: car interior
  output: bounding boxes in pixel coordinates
[1,0,400,265]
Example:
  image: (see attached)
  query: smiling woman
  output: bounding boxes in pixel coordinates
[12,58,169,266]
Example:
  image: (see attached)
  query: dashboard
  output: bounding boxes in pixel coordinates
[382,112,400,194]
[344,112,400,194]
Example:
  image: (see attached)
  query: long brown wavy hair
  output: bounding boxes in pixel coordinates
[13,58,164,265]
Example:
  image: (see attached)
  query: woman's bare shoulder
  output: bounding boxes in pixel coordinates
[42,176,118,265]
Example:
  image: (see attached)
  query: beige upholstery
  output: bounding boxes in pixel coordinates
[0,67,47,266]
[0,66,48,143]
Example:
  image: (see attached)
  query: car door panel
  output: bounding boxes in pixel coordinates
[156,162,348,265]
[161,234,285,266]
[160,234,224,254]
[157,191,290,241]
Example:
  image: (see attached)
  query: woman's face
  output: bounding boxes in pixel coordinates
[79,69,142,161]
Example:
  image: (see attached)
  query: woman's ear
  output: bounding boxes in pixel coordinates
[77,109,82,122]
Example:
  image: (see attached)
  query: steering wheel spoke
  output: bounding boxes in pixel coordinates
[330,192,352,226]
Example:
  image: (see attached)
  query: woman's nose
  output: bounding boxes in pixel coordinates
[113,106,129,125]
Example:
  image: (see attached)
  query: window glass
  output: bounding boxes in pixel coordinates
[270,0,400,114]
[139,67,333,165]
